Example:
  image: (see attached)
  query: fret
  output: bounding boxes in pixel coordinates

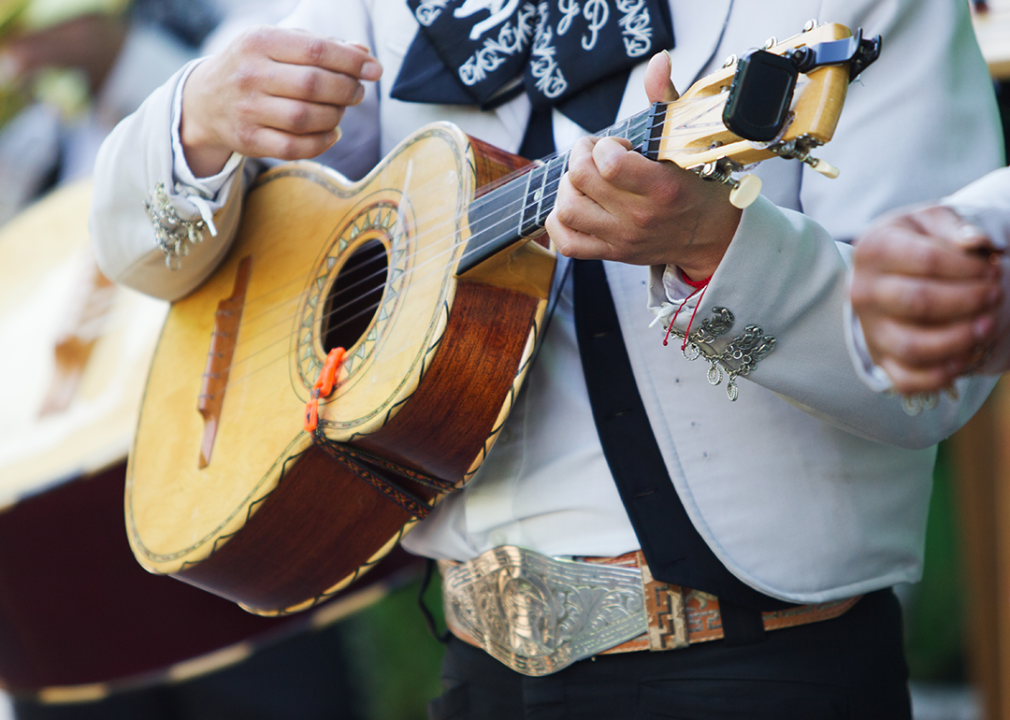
[520,164,547,238]
[535,154,567,228]
[456,175,531,276]
[643,102,668,161]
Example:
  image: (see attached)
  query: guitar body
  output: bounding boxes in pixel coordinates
[0,181,415,700]
[128,124,554,614]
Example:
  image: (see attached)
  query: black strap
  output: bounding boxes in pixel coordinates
[572,259,792,625]
[418,558,450,644]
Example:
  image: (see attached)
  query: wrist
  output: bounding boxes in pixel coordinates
[676,204,740,281]
[179,64,231,178]
[676,246,726,282]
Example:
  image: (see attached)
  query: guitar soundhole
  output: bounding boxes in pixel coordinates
[322,240,389,353]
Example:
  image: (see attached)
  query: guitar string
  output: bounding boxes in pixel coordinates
[233,154,543,322]
[206,93,746,390]
[219,134,729,395]
[208,62,815,397]
[229,115,728,364]
[230,106,726,350]
[225,91,730,318]
[229,93,727,320]
[278,76,811,335]
[220,131,739,391]
[226,115,674,353]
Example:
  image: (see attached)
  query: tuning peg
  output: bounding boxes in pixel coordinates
[805,157,840,178]
[728,174,762,209]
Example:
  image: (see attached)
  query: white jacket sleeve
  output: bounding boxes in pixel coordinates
[650,0,1004,449]
[89,61,252,301]
[943,168,1010,377]
[89,0,379,302]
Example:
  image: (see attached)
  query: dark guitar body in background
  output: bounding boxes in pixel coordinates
[0,458,416,700]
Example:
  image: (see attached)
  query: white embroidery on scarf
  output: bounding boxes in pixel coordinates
[415,0,451,26]
[580,0,608,50]
[616,0,652,57]
[458,3,536,86]
[454,0,523,41]
[530,3,567,97]
[556,0,580,35]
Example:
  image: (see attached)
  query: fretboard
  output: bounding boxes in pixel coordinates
[456,105,661,277]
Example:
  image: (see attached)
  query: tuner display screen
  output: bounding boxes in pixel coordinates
[723,50,799,143]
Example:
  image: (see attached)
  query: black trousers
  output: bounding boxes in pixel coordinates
[428,589,910,720]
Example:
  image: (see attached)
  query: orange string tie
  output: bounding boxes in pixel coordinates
[303,347,347,432]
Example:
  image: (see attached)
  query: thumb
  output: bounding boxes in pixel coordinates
[645,50,679,104]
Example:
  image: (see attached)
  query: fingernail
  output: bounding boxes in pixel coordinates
[595,137,625,161]
[957,221,986,241]
[954,220,993,252]
[348,41,372,53]
[974,316,994,341]
[361,61,382,81]
[332,126,343,143]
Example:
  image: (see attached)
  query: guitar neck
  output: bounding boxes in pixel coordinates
[455,22,864,278]
[456,106,657,277]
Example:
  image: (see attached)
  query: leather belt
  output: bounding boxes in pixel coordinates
[440,547,861,677]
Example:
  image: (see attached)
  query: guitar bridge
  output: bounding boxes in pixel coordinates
[197,256,252,469]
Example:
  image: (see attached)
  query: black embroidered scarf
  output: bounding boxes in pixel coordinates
[391,0,673,132]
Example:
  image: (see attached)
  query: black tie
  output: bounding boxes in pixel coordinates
[571,258,790,623]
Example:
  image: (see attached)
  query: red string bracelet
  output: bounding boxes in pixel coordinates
[662,272,712,349]
[682,274,711,291]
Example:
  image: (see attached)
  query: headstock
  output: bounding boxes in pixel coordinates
[646,22,881,208]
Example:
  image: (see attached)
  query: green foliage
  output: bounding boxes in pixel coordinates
[341,571,447,720]
[903,443,966,681]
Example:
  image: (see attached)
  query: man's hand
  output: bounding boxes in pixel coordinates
[544,52,742,280]
[180,26,382,178]
[850,205,1004,394]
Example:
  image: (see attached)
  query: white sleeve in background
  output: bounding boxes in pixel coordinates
[90,0,380,301]
[842,167,1010,393]
[842,303,895,394]
[943,169,1010,377]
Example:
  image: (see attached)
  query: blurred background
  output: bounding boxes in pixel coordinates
[1,0,1010,718]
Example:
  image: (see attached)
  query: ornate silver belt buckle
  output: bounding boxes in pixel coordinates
[440,546,649,676]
